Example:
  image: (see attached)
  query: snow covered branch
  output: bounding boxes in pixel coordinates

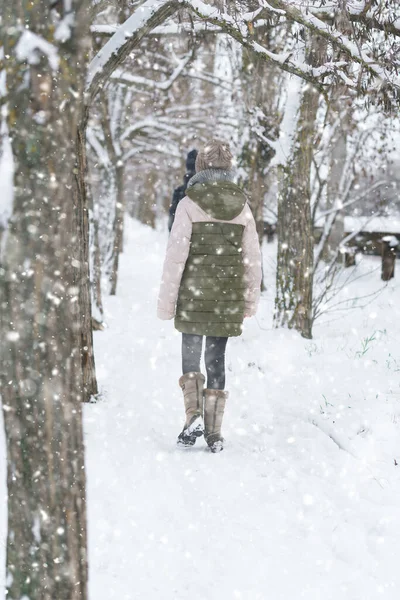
[88,0,400,110]
[87,0,327,104]
[121,118,181,142]
[87,0,181,102]
[183,0,329,91]
[309,2,400,38]
[91,21,221,36]
[111,49,194,91]
[317,180,387,220]
[264,0,400,91]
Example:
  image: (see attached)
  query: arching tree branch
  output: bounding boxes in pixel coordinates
[87,0,181,103]
[264,0,399,88]
[87,0,400,107]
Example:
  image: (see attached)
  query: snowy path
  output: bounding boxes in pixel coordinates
[1,219,399,597]
[86,220,400,600]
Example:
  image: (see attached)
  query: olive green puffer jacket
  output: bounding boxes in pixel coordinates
[158,179,262,337]
[176,182,246,336]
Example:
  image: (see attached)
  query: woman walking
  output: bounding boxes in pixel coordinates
[158,140,262,452]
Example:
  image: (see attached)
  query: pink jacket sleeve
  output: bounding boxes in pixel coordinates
[242,206,262,316]
[157,198,192,320]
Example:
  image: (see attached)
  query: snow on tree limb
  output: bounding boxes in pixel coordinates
[87,0,181,102]
[111,49,194,91]
[87,127,111,167]
[87,0,400,106]
[15,30,60,70]
[87,0,325,102]
[264,0,400,90]
[306,1,400,38]
[0,123,14,255]
[184,0,329,90]
[91,24,119,35]
[91,21,221,36]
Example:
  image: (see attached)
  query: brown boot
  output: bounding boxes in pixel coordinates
[204,389,228,453]
[177,372,205,447]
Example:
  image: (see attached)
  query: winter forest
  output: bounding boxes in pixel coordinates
[1,0,400,598]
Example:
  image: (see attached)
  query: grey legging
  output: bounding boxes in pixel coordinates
[182,333,228,390]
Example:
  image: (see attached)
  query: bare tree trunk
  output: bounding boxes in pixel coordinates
[247,143,271,292]
[239,23,286,291]
[76,111,99,398]
[321,124,347,260]
[138,169,157,228]
[0,3,90,598]
[247,141,270,245]
[110,163,125,296]
[320,7,353,263]
[89,187,105,328]
[94,87,127,295]
[274,37,324,339]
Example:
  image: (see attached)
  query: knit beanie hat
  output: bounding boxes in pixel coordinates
[195,139,233,172]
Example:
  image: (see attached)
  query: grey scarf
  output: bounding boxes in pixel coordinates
[187,168,235,188]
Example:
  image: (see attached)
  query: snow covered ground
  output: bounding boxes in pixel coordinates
[86,219,400,599]
[1,218,400,598]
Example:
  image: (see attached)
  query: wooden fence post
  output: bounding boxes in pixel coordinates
[344,246,357,268]
[381,236,399,281]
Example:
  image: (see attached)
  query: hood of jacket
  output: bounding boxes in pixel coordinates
[186,180,247,221]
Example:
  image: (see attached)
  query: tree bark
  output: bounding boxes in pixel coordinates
[92,87,127,296]
[247,143,270,292]
[137,169,157,228]
[110,163,125,296]
[88,180,105,328]
[0,2,90,597]
[320,8,353,263]
[238,21,286,291]
[274,36,324,339]
[321,118,347,262]
[76,109,99,399]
